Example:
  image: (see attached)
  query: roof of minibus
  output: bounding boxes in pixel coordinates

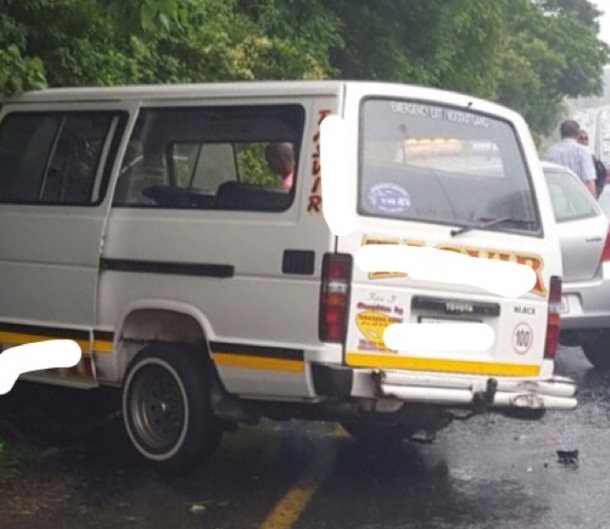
[3,80,346,103]
[0,80,518,117]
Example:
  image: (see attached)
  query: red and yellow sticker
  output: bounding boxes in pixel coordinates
[355,310,403,352]
[356,311,394,347]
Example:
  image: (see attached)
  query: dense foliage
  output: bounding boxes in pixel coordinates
[0,0,608,136]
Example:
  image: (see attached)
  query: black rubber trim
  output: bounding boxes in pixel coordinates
[0,322,89,341]
[210,341,304,361]
[93,330,115,342]
[411,295,500,316]
[311,364,353,398]
[100,258,234,278]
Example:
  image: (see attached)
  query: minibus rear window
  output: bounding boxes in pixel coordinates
[359,99,540,234]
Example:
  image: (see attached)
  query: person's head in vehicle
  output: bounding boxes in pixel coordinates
[265,142,294,190]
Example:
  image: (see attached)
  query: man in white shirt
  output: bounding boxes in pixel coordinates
[545,120,597,197]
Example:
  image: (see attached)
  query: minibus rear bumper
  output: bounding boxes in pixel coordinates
[373,369,577,410]
[312,364,577,411]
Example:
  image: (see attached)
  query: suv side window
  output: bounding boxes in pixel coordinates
[0,111,121,205]
[113,104,305,212]
[545,169,599,222]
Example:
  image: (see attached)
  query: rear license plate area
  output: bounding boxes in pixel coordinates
[418,316,481,324]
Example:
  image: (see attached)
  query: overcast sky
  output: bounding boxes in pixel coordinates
[590,0,610,46]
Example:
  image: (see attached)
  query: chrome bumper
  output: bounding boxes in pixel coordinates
[373,370,577,411]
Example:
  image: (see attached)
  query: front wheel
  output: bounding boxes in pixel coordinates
[122,343,222,474]
[582,331,610,370]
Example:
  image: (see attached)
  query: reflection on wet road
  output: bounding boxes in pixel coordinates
[1,346,610,529]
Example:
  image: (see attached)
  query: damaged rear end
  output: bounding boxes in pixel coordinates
[320,83,576,431]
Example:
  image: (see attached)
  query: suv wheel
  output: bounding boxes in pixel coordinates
[122,343,222,474]
[582,331,610,370]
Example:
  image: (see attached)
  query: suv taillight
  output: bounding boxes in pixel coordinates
[319,253,352,342]
[544,275,562,359]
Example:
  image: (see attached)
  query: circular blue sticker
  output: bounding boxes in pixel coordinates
[368,183,411,213]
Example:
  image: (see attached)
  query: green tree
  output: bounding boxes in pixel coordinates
[0,0,608,137]
[496,0,609,136]
[329,0,504,98]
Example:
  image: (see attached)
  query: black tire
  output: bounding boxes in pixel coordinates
[122,343,222,475]
[583,331,610,370]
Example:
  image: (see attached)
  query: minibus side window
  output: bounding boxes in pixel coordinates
[0,111,120,205]
[169,142,237,192]
[113,104,304,212]
[0,114,60,202]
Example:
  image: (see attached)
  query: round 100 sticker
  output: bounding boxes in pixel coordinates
[512,322,533,355]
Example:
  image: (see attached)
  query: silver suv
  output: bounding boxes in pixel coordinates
[544,162,610,368]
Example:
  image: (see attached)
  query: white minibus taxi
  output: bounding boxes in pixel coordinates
[0,81,576,473]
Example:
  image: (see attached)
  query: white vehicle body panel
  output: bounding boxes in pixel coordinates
[0,81,574,413]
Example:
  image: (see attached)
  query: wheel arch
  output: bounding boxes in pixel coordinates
[109,299,217,383]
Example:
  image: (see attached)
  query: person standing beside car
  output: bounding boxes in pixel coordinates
[576,129,607,198]
[544,120,597,198]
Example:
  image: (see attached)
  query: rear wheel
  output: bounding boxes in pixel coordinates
[122,343,222,475]
[582,331,610,370]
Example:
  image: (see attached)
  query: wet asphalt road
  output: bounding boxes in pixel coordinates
[0,345,609,529]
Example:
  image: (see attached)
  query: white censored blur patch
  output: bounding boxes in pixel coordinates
[320,115,355,236]
[356,244,536,298]
[384,322,495,353]
[0,340,81,395]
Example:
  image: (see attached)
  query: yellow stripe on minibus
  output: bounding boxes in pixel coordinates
[213,353,304,373]
[346,352,540,377]
[92,340,114,354]
[0,331,91,358]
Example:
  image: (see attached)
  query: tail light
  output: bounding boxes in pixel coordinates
[601,226,610,262]
[319,253,352,342]
[544,275,562,359]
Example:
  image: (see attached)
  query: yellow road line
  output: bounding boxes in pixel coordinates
[346,352,540,377]
[213,353,304,373]
[258,425,344,529]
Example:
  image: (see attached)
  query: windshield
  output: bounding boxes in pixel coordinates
[358,98,541,233]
